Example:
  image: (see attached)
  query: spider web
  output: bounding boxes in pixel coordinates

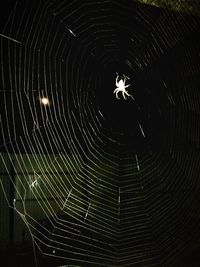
[1,0,200,266]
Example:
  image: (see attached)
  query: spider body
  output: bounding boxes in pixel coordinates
[113,74,131,100]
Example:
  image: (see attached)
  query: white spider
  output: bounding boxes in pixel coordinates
[113,74,131,100]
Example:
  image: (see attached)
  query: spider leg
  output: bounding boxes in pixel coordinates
[115,76,119,87]
[122,91,127,100]
[125,90,131,96]
[116,91,120,99]
[124,74,130,80]
[113,88,118,93]
[125,84,130,88]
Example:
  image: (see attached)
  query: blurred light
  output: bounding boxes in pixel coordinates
[41,97,49,106]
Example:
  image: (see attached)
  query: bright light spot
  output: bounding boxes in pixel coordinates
[41,97,49,105]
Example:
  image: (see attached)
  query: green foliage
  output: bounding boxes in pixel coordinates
[136,0,200,16]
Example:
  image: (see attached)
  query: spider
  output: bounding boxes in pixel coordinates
[113,74,131,100]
